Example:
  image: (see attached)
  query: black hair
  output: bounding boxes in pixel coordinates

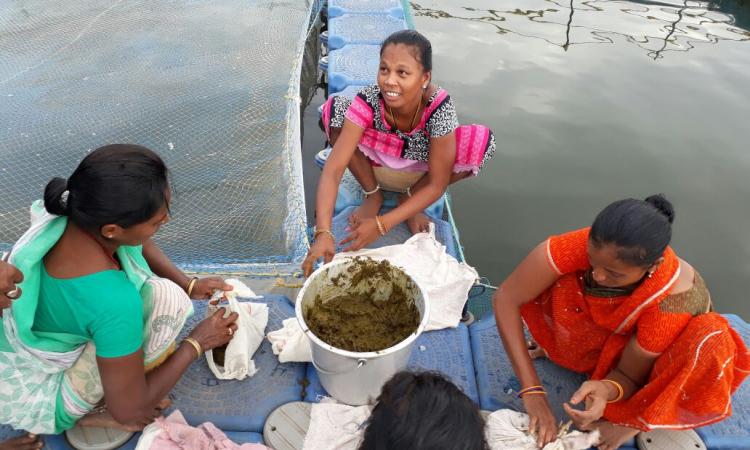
[44,144,169,233]
[590,194,675,267]
[359,371,488,450]
[380,30,433,72]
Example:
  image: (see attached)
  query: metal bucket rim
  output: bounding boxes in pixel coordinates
[295,257,430,359]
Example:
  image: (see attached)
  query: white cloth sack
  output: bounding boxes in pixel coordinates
[301,399,371,450]
[205,279,268,380]
[266,318,312,363]
[485,409,600,450]
[333,225,478,331]
[302,402,599,450]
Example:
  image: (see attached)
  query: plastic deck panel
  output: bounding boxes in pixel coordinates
[304,325,479,404]
[328,0,404,18]
[0,426,23,444]
[328,45,380,94]
[169,295,305,433]
[332,205,456,259]
[41,430,264,449]
[696,314,750,450]
[330,84,366,100]
[328,15,407,50]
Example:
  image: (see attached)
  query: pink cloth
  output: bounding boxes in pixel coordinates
[145,411,269,450]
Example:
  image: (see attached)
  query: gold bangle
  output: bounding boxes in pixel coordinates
[602,379,624,403]
[183,337,202,358]
[313,228,335,242]
[375,216,387,236]
[520,391,547,397]
[186,277,198,298]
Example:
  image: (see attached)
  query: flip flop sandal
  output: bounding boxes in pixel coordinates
[65,424,134,450]
[636,429,706,450]
[263,401,312,450]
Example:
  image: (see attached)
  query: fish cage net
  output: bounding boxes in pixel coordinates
[0,0,322,274]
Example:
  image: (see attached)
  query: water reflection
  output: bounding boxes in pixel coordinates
[411,0,750,59]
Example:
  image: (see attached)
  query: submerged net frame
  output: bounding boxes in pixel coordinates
[0,0,322,275]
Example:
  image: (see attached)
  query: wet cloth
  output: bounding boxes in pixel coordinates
[485,409,599,450]
[322,84,495,175]
[0,200,192,433]
[135,410,270,450]
[205,280,267,381]
[521,227,750,431]
[267,318,311,363]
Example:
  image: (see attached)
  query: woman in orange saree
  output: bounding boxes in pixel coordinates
[494,194,749,449]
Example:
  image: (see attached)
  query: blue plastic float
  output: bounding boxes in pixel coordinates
[327,15,407,50]
[327,0,404,19]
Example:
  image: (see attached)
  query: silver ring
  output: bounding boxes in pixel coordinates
[227,327,233,336]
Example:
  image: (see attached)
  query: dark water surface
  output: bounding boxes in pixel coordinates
[303,0,750,319]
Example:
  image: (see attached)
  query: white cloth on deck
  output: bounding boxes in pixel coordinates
[301,402,599,450]
[267,318,312,363]
[205,279,267,380]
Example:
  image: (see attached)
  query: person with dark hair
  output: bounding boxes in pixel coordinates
[0,144,238,439]
[494,194,749,449]
[359,371,489,450]
[302,30,496,276]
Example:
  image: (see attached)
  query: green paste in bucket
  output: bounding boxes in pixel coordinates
[304,257,420,352]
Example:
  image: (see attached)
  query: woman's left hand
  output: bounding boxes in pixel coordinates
[340,217,381,252]
[190,277,233,299]
[563,380,610,430]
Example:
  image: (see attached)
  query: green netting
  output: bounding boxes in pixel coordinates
[0,0,321,273]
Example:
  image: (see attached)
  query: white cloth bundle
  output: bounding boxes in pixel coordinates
[266,318,312,363]
[205,279,267,380]
[485,410,600,450]
[301,402,599,450]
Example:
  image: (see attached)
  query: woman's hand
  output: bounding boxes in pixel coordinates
[190,277,233,299]
[188,308,239,351]
[523,394,559,448]
[563,380,610,430]
[0,260,23,309]
[340,217,380,252]
[302,233,336,277]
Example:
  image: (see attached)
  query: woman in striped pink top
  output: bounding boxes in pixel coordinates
[303,30,495,275]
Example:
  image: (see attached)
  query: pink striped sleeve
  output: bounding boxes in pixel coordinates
[345,96,374,129]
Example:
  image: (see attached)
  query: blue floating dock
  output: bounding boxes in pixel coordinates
[305,325,479,404]
[332,205,456,259]
[0,425,24,444]
[328,0,404,18]
[328,45,380,93]
[695,314,750,450]
[169,295,305,433]
[328,15,407,50]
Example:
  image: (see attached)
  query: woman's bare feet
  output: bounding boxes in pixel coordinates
[593,420,640,450]
[349,192,383,227]
[527,339,548,359]
[0,434,42,450]
[77,398,172,432]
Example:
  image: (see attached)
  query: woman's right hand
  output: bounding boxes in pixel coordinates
[302,233,336,277]
[188,308,239,351]
[523,394,559,448]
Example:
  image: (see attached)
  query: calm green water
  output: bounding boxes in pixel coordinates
[303,0,750,319]
[413,0,750,319]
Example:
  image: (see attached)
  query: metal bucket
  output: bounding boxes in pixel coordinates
[296,257,430,405]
